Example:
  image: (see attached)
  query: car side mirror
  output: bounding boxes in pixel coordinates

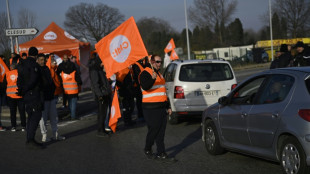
[218,96,229,106]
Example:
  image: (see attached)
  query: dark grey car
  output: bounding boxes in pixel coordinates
[202,67,310,174]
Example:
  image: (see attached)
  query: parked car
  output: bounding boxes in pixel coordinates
[202,67,310,174]
[163,59,237,124]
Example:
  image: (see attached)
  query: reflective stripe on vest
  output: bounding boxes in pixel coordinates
[6,69,21,98]
[61,71,78,95]
[141,67,167,103]
[141,85,165,92]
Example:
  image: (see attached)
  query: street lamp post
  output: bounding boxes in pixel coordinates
[6,0,14,53]
[184,0,191,60]
[269,0,274,61]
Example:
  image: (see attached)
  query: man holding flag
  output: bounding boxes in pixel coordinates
[95,16,148,133]
[89,54,112,137]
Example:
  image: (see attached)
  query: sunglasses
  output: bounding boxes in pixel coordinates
[155,61,162,63]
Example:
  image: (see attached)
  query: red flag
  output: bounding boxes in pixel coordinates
[170,49,179,60]
[95,16,148,78]
[0,58,9,83]
[109,88,121,132]
[164,38,176,53]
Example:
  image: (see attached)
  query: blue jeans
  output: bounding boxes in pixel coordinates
[68,97,77,119]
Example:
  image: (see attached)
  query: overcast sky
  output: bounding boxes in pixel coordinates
[0,0,269,35]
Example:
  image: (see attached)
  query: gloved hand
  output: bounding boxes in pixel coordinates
[98,96,104,101]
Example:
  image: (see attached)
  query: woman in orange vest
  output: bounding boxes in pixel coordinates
[139,55,175,163]
[5,63,26,132]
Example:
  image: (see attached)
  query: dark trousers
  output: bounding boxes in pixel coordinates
[122,94,135,124]
[143,107,167,154]
[98,97,109,132]
[134,87,143,119]
[63,94,68,107]
[26,105,42,141]
[8,97,26,127]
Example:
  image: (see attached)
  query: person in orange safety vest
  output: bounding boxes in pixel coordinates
[57,54,82,120]
[5,63,26,132]
[139,55,176,163]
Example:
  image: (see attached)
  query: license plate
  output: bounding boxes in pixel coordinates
[195,90,219,96]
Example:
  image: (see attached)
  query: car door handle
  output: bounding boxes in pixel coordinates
[241,112,247,118]
[272,113,279,118]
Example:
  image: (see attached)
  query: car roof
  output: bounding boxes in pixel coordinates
[171,59,228,65]
[268,67,310,73]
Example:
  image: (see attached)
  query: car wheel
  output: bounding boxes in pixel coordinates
[280,136,310,174]
[204,120,225,155]
[168,112,178,125]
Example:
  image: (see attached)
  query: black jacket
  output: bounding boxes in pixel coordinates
[294,46,310,66]
[40,65,55,101]
[278,52,292,68]
[17,57,43,109]
[89,57,111,100]
[117,72,134,98]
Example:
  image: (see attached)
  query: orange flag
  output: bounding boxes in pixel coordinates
[95,16,148,78]
[46,55,52,70]
[109,88,121,132]
[164,38,176,53]
[170,49,179,60]
[0,58,9,83]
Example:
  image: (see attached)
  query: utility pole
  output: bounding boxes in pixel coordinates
[269,0,274,61]
[184,0,191,60]
[6,0,14,53]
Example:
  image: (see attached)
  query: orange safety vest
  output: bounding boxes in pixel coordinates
[61,71,78,95]
[141,67,167,103]
[50,67,63,96]
[6,69,21,99]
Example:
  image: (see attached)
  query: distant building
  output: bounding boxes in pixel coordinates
[193,45,253,61]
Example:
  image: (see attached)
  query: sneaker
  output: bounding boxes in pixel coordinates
[42,134,51,143]
[155,153,177,163]
[11,127,16,132]
[144,150,155,160]
[53,132,66,141]
[0,126,6,131]
[105,127,112,132]
[21,127,26,132]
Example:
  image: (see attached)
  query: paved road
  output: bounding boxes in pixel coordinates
[0,65,284,174]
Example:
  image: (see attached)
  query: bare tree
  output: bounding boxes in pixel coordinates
[64,3,125,43]
[0,12,10,53]
[273,0,310,38]
[17,8,37,43]
[189,0,237,44]
[137,17,176,41]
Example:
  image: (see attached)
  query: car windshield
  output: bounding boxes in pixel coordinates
[179,63,233,82]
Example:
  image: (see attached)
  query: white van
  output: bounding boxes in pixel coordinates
[163,59,237,124]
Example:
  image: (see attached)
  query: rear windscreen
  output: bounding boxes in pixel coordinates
[179,63,234,82]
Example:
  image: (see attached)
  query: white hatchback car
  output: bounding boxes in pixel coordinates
[163,59,237,124]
